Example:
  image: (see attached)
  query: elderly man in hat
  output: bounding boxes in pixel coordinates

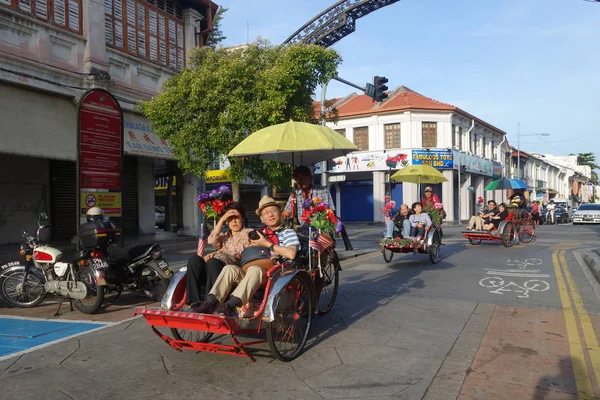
[192,195,300,317]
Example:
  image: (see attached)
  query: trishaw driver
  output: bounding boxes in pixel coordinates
[193,196,300,317]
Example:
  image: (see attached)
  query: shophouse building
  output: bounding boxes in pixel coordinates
[317,86,508,223]
[0,0,219,244]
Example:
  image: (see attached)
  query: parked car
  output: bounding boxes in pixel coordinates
[572,203,600,224]
[155,206,166,228]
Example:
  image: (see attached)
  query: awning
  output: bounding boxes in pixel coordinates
[0,83,77,160]
[123,113,175,160]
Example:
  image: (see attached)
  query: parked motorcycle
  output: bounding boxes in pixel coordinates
[0,213,104,313]
[79,207,170,302]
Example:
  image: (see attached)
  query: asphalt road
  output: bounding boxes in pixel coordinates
[1,223,600,399]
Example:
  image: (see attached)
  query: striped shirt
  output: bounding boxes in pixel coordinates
[284,184,335,222]
[275,227,300,250]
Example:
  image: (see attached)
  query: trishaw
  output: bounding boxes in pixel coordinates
[462,178,535,247]
[136,121,355,362]
[380,165,445,264]
[381,227,442,264]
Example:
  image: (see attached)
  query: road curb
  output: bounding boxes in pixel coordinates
[581,250,600,283]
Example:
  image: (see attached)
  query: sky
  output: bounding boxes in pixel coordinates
[216,0,600,157]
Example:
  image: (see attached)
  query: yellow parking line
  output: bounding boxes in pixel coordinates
[553,250,594,398]
[559,250,600,390]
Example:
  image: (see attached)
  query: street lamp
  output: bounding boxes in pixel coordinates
[516,123,549,180]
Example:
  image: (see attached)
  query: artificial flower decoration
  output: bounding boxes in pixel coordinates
[423,201,445,226]
[380,196,396,218]
[197,185,232,219]
[301,197,342,233]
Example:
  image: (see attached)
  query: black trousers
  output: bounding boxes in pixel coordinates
[186,255,225,305]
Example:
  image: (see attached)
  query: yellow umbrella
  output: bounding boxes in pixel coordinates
[228,120,358,165]
[390,165,448,184]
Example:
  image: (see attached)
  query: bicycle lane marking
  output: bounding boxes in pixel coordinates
[559,250,600,392]
[553,250,594,399]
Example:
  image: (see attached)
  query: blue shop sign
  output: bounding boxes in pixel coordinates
[412,149,454,169]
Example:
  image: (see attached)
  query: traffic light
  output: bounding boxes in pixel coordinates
[373,76,388,102]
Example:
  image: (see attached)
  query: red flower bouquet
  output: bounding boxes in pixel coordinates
[301,197,342,233]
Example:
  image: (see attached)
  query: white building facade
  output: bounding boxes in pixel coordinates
[0,0,218,243]
[318,87,508,223]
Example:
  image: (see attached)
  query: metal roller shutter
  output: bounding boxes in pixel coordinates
[50,160,77,240]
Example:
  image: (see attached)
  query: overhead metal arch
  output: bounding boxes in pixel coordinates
[282,0,401,48]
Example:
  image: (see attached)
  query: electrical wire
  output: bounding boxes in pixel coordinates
[518,132,600,144]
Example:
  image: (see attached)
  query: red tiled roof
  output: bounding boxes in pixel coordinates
[320,86,506,135]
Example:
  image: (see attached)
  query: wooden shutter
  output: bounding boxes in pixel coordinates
[176,23,184,70]
[54,0,66,26]
[136,3,145,57]
[19,0,31,13]
[36,0,48,19]
[68,0,79,31]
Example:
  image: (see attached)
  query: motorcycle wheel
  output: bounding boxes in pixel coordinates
[140,263,170,302]
[71,263,105,314]
[0,269,46,308]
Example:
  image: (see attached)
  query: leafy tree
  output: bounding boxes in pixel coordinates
[205,7,228,49]
[139,40,342,200]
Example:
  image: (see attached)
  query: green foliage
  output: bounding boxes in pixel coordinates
[138,40,341,191]
[205,7,228,49]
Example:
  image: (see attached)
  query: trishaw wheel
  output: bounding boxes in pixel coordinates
[468,238,482,245]
[519,220,535,243]
[267,273,313,362]
[429,230,441,264]
[317,251,340,316]
[502,222,517,247]
[382,248,394,263]
[170,328,213,343]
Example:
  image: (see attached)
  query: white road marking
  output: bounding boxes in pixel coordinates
[479,276,550,298]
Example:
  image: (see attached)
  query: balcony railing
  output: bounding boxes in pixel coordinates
[536,180,546,190]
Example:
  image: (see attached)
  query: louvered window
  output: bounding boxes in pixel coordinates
[1,0,80,32]
[36,0,47,18]
[104,0,185,69]
[54,0,66,26]
[18,0,31,12]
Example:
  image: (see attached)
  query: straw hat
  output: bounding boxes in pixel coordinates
[256,195,281,216]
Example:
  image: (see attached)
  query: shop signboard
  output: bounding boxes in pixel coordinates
[80,192,122,217]
[453,150,503,178]
[124,119,175,159]
[78,89,123,191]
[411,149,453,169]
[328,150,411,173]
[206,170,231,183]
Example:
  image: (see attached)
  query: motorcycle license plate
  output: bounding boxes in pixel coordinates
[158,259,169,270]
[91,258,108,269]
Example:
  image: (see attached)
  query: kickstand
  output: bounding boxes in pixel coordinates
[54,299,73,316]
[114,288,123,301]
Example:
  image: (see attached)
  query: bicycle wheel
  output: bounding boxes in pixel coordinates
[519,220,535,243]
[501,222,517,247]
[429,230,441,264]
[0,269,45,308]
[266,273,313,362]
[317,251,340,315]
[170,328,213,343]
[382,248,394,263]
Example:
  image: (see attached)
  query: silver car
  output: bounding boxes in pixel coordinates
[572,203,600,224]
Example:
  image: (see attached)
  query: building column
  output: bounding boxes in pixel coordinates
[334,183,341,216]
[373,171,386,222]
[137,158,155,235]
[460,174,472,221]
[180,174,200,236]
[83,0,109,75]
[442,170,454,221]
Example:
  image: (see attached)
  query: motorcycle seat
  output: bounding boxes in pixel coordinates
[127,244,159,263]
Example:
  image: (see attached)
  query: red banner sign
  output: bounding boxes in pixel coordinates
[78,90,122,190]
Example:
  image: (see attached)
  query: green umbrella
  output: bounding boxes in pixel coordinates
[228,120,358,165]
[390,165,448,184]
